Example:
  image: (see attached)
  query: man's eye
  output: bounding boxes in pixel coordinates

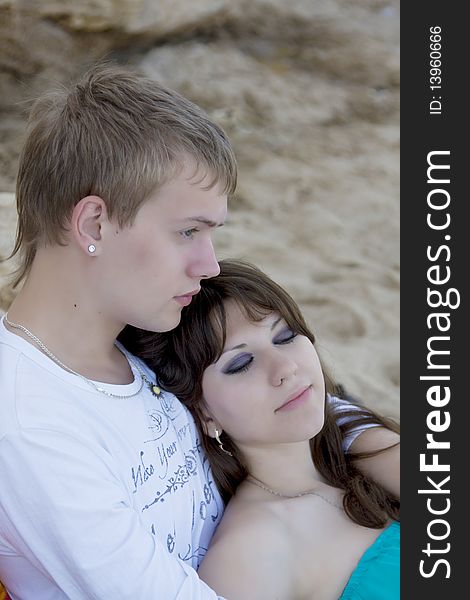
[223,354,254,375]
[180,228,199,239]
[274,328,297,345]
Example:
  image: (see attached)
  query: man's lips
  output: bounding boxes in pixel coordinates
[173,289,201,306]
[175,288,200,299]
[276,385,312,412]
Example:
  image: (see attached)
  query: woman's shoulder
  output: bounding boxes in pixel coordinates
[198,493,296,599]
[212,490,291,549]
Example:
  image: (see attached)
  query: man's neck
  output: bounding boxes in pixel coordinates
[6,253,131,383]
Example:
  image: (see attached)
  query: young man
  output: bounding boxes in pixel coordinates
[0,64,398,599]
[0,64,235,599]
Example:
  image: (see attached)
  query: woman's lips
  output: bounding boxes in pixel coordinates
[276,385,312,412]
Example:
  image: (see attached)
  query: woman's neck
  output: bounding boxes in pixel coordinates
[241,440,325,494]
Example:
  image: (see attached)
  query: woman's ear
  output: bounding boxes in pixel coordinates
[200,403,223,439]
[199,407,233,456]
[201,416,220,439]
[199,403,217,438]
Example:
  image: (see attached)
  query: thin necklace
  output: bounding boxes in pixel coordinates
[4,314,163,400]
[246,475,342,510]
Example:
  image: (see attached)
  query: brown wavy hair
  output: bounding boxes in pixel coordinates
[121,259,399,528]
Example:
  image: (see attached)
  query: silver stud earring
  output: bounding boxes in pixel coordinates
[214,428,232,456]
[88,244,96,254]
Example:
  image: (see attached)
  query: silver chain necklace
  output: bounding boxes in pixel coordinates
[246,475,342,510]
[4,314,163,400]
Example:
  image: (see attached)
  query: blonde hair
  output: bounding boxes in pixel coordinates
[10,63,237,286]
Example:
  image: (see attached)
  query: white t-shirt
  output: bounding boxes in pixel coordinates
[0,318,224,599]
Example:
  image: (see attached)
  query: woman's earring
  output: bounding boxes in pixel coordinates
[214,428,232,456]
[88,244,96,254]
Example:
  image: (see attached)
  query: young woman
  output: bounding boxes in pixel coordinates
[123,259,400,600]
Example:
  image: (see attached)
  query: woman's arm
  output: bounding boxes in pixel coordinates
[349,427,400,499]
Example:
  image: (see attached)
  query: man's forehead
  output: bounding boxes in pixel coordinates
[171,158,229,193]
[144,175,228,223]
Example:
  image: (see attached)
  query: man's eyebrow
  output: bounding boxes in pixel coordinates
[183,217,225,228]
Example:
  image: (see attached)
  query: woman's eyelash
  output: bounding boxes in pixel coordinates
[223,355,254,375]
[274,329,297,344]
[222,330,296,374]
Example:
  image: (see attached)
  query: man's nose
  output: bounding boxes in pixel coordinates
[188,238,220,279]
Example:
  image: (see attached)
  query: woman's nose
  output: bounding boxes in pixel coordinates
[270,354,298,386]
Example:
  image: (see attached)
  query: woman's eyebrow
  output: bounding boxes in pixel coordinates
[221,343,246,356]
[219,317,282,357]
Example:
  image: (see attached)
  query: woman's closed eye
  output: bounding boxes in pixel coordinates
[273,327,297,345]
[220,329,296,375]
[222,353,254,375]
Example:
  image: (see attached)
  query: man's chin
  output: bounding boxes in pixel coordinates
[125,307,183,334]
[156,311,183,333]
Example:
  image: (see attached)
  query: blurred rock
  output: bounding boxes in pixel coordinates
[0,192,16,313]
[0,0,400,415]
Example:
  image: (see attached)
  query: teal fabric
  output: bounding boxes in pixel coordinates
[339,521,400,599]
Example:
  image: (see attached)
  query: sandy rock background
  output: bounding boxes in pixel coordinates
[0,0,399,418]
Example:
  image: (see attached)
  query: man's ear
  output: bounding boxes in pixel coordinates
[70,195,108,256]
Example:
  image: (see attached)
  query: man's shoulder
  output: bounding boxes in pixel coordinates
[0,337,93,440]
[0,335,59,392]
[0,324,48,381]
[0,331,26,396]
[0,338,29,438]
